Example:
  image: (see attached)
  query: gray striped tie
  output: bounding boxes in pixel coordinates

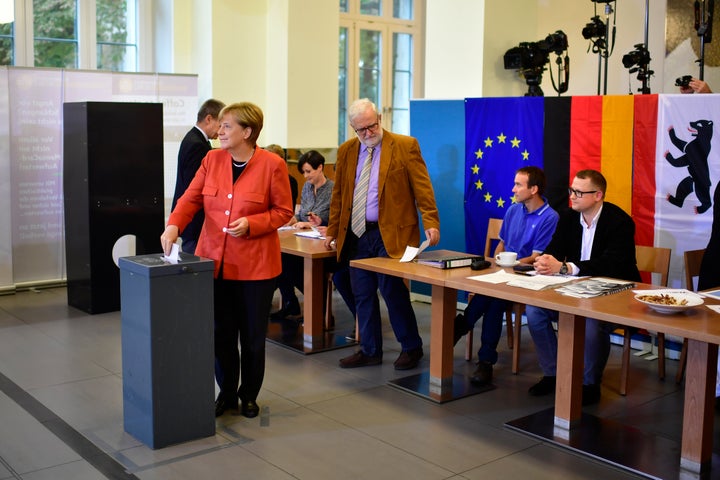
[351,147,374,237]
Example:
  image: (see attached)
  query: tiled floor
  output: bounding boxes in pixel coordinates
[0,287,713,479]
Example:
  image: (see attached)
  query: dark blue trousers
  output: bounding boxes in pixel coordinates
[463,295,510,364]
[348,227,422,357]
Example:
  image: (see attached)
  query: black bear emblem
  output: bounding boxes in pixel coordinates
[664,119,714,214]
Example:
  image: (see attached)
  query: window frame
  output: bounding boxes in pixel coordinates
[6,0,149,72]
[339,0,424,144]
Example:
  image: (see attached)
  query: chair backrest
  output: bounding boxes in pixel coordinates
[485,218,503,258]
[635,245,671,287]
[684,249,706,292]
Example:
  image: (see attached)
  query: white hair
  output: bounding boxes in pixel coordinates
[348,98,378,123]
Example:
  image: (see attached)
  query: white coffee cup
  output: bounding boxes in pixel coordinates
[495,251,518,266]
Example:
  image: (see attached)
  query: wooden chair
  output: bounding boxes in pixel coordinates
[464,218,524,373]
[618,245,671,395]
[675,248,706,383]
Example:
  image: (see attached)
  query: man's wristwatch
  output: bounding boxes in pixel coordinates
[559,261,568,275]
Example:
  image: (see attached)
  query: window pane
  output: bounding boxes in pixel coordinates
[97,43,136,71]
[339,0,348,13]
[392,32,412,135]
[34,0,78,68]
[97,0,137,72]
[0,22,13,66]
[359,29,381,106]
[360,0,381,16]
[393,0,413,20]
[338,27,348,144]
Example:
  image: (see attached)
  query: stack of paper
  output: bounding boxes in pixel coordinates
[556,278,635,298]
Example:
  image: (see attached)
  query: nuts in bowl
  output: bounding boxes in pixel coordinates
[634,290,704,314]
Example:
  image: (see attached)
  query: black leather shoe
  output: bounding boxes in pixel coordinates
[453,313,469,346]
[394,347,424,370]
[582,384,601,406]
[528,376,556,396]
[215,395,238,417]
[470,361,493,386]
[241,399,260,418]
[339,350,382,368]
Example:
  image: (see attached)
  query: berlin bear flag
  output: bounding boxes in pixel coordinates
[633,94,720,285]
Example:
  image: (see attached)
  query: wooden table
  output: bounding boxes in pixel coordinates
[349,257,496,402]
[352,256,720,477]
[267,231,356,354]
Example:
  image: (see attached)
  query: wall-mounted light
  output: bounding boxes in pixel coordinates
[0,0,14,25]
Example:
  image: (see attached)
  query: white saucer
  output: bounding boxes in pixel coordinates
[496,260,520,268]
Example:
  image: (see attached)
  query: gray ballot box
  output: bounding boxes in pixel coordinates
[119,253,215,449]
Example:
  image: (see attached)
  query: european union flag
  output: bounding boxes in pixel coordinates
[464,97,545,255]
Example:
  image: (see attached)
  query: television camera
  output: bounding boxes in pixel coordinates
[503,30,569,96]
[622,43,653,94]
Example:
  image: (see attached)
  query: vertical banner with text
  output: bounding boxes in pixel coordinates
[9,68,65,285]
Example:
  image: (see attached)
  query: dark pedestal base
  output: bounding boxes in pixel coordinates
[388,371,495,404]
[506,407,720,479]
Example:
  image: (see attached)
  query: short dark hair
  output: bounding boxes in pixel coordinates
[297,150,325,172]
[516,166,546,196]
[197,98,225,122]
[575,169,607,195]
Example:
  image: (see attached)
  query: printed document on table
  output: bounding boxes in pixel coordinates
[294,229,325,240]
[506,274,577,290]
[466,270,517,284]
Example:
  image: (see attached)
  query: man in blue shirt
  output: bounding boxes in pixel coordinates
[455,166,558,386]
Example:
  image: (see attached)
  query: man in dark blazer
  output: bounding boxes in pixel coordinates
[171,98,225,254]
[526,169,641,406]
[324,98,440,370]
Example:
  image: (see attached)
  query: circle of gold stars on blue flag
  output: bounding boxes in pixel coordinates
[469,131,532,211]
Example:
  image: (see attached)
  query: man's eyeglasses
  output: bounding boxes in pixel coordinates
[353,119,380,135]
[568,188,598,198]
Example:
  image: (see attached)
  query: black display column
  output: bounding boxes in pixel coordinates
[63,102,164,314]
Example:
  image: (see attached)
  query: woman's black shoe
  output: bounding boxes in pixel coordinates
[215,395,238,417]
[241,399,260,418]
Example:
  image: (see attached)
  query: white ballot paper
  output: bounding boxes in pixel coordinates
[400,238,431,263]
[163,243,180,264]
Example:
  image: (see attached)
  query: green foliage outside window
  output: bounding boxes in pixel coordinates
[0,22,12,65]
[96,0,135,71]
[34,0,78,68]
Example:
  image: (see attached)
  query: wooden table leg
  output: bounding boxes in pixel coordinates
[429,285,457,390]
[302,257,324,340]
[554,312,585,430]
[680,339,718,473]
